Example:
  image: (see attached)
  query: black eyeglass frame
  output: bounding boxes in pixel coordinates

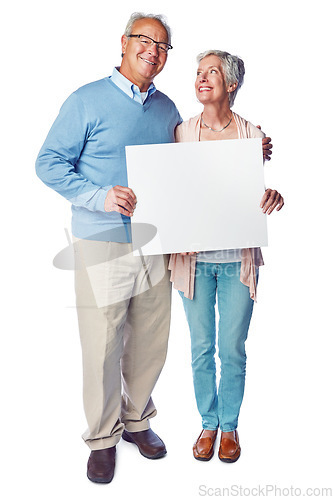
[127,34,173,52]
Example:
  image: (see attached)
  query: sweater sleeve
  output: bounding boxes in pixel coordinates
[174,118,193,143]
[245,120,267,167]
[246,120,265,139]
[35,92,109,212]
[175,123,184,143]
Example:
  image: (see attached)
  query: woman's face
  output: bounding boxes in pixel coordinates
[195,55,233,106]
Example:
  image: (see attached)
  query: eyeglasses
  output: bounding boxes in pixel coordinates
[127,34,173,53]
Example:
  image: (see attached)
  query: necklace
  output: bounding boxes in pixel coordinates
[201,113,232,132]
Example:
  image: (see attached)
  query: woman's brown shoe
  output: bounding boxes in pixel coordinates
[218,430,241,463]
[193,429,218,461]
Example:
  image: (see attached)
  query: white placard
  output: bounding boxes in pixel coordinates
[126,139,268,255]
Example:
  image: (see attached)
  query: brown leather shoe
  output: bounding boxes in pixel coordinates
[218,430,241,463]
[87,446,116,483]
[122,429,166,459]
[193,429,218,461]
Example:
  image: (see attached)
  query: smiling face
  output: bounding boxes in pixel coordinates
[195,55,237,107]
[119,18,169,91]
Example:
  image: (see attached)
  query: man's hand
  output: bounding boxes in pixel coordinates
[262,136,273,161]
[260,189,284,215]
[104,185,137,216]
[257,125,273,161]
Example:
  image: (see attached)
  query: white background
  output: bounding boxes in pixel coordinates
[1,0,332,498]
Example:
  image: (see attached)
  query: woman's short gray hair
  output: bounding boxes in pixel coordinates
[197,50,245,108]
[124,12,172,45]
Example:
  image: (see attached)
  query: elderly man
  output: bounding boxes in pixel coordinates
[36,12,181,484]
[36,12,272,484]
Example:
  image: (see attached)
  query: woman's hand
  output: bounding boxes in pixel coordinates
[260,189,284,214]
[180,251,198,256]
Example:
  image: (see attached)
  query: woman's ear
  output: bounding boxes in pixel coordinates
[228,82,238,93]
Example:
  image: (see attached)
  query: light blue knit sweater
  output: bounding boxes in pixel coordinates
[36,77,182,241]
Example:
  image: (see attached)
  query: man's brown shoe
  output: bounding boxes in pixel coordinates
[122,429,166,459]
[87,446,116,483]
[218,430,241,463]
[193,429,218,461]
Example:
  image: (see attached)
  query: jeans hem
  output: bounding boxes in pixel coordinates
[220,426,238,432]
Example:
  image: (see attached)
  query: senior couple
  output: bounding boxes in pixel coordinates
[36,12,284,484]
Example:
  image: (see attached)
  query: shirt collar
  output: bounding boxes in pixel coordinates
[110,67,156,104]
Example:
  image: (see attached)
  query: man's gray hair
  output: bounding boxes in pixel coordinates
[124,12,172,45]
[197,50,245,108]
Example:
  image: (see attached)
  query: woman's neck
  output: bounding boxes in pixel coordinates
[202,102,232,130]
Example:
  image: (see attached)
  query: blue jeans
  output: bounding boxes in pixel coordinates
[180,261,256,431]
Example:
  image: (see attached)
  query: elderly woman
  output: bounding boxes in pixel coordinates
[169,50,284,463]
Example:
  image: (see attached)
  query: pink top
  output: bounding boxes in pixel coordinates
[168,112,265,301]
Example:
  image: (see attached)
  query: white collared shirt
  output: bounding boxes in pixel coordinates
[110,67,156,104]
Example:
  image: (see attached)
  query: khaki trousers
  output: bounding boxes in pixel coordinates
[73,237,171,450]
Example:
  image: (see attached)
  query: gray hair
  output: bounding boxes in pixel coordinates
[197,50,245,108]
[124,12,172,45]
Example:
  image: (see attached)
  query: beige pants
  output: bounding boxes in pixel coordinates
[73,237,171,450]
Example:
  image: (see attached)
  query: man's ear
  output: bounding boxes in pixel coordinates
[121,35,128,56]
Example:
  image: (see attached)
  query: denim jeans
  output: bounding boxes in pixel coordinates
[180,261,256,431]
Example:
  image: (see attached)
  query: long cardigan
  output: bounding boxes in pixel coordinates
[168,112,265,301]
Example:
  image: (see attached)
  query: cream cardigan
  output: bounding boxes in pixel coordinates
[168,112,265,301]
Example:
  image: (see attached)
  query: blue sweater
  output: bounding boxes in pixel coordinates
[36,77,182,241]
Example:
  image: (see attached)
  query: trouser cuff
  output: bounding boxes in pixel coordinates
[124,419,151,433]
[85,435,121,451]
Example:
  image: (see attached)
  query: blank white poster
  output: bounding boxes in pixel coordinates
[126,138,268,255]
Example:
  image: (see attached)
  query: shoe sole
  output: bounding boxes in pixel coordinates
[122,431,167,459]
[218,450,241,463]
[87,473,114,484]
[193,453,214,461]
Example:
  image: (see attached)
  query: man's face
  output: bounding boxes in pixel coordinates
[119,18,169,91]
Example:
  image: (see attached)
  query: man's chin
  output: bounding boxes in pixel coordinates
[138,61,161,78]
[138,71,158,85]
